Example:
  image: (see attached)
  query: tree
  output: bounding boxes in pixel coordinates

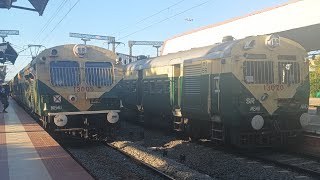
[309,55,320,97]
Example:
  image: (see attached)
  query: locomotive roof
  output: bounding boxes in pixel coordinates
[124,40,238,71]
[30,44,116,66]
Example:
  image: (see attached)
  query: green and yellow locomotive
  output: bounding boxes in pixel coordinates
[10,44,122,140]
[120,34,309,147]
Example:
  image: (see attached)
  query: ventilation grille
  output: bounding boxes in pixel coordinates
[184,64,201,94]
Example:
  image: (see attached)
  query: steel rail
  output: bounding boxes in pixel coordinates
[104,142,176,180]
[238,151,320,179]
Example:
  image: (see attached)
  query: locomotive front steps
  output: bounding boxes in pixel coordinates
[211,122,224,144]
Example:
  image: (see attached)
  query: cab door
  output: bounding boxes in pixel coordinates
[211,60,221,115]
[137,70,143,106]
[171,64,181,109]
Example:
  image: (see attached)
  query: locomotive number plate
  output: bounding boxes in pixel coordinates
[263,84,284,91]
[73,86,94,92]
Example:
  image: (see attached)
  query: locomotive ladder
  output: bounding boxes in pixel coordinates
[211,122,224,143]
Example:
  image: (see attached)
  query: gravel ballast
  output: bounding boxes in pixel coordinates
[117,121,314,179]
[111,141,213,180]
[64,142,167,180]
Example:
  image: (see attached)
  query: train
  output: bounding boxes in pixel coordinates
[119,34,310,147]
[10,44,123,140]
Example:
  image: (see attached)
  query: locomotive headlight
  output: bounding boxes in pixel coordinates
[251,115,264,130]
[68,95,77,103]
[54,114,68,127]
[299,113,309,127]
[107,111,119,124]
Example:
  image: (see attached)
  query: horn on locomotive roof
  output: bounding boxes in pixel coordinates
[222,35,234,42]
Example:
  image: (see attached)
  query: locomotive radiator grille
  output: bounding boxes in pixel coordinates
[243,61,274,84]
[278,62,300,84]
[85,62,113,86]
[85,67,113,86]
[50,63,80,86]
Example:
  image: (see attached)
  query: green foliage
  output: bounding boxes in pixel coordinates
[310,56,320,97]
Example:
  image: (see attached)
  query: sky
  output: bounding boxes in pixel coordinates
[1,0,290,80]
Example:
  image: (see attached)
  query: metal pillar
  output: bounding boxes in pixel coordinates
[128,41,163,57]
[1,36,7,42]
[153,45,161,57]
[129,44,133,56]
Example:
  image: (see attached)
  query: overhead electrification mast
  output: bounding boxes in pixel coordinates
[128,41,163,57]
[69,32,121,53]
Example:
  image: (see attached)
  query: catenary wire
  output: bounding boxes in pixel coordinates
[33,0,69,43]
[111,0,187,36]
[117,0,213,41]
[40,0,81,44]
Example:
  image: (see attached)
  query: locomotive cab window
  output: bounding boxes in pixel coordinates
[155,80,164,93]
[278,62,300,84]
[163,80,170,93]
[50,61,80,86]
[85,62,113,86]
[150,80,156,93]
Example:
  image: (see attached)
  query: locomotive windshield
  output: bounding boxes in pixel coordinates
[85,62,113,86]
[243,61,274,84]
[50,61,80,86]
[278,62,300,84]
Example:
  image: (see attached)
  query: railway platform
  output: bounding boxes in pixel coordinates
[0,98,93,180]
[304,98,320,134]
[304,107,320,134]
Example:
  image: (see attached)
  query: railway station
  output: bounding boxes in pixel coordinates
[1,0,320,179]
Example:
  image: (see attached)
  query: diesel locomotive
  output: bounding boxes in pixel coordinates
[10,44,122,140]
[120,34,310,147]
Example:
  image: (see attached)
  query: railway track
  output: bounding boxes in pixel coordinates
[57,139,170,180]
[301,133,320,155]
[104,141,176,180]
[118,120,313,179]
[235,133,320,179]
[239,150,320,179]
